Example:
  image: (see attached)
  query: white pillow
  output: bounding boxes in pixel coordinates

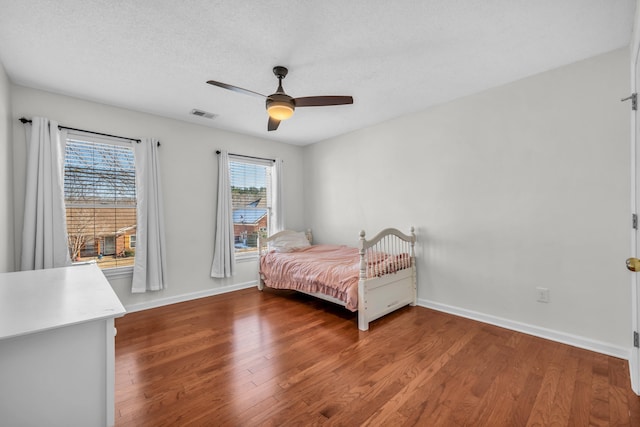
[270,231,311,253]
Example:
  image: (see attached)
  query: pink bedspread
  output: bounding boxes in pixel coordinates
[260,245,361,311]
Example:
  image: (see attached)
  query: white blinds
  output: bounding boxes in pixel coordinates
[229,159,271,207]
[64,135,137,267]
[65,138,136,203]
[229,156,273,253]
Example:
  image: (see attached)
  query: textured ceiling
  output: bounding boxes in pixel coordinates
[0,1,635,145]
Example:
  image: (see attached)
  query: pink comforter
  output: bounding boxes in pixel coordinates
[260,245,361,311]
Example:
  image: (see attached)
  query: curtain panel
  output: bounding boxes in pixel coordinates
[211,150,235,278]
[271,158,284,234]
[132,138,168,292]
[21,117,72,270]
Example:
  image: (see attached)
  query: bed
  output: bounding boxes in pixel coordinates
[258,227,416,331]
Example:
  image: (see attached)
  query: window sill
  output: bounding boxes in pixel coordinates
[71,260,133,279]
[235,253,259,263]
[101,265,134,279]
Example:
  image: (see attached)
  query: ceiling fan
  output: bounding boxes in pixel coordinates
[207,66,354,131]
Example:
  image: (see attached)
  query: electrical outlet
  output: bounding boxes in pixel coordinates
[536,287,550,303]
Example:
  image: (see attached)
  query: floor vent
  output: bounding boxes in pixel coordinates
[190,109,217,119]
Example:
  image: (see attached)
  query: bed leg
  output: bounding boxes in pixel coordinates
[258,278,265,291]
[358,312,369,331]
[410,265,417,306]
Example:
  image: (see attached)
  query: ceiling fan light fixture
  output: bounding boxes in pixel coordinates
[266,96,295,120]
[267,103,294,120]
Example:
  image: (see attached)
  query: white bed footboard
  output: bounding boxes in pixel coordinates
[357,227,416,331]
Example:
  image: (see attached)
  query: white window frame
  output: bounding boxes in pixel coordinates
[228,155,275,261]
[64,130,137,278]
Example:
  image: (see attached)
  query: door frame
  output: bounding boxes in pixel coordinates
[630,0,640,395]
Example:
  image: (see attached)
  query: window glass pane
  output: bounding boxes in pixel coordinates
[229,160,272,255]
[64,137,136,269]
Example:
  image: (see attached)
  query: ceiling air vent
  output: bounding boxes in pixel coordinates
[190,109,217,119]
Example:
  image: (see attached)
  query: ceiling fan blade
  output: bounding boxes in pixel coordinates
[294,96,354,107]
[206,80,266,98]
[268,116,280,131]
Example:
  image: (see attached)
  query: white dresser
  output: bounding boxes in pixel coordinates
[0,264,126,427]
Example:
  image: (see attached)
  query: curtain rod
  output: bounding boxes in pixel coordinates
[19,117,151,145]
[216,150,275,162]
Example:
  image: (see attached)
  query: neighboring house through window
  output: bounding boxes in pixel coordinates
[64,131,137,271]
[229,155,274,257]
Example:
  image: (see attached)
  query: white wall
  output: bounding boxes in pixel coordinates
[0,60,14,273]
[11,86,305,308]
[304,48,631,352]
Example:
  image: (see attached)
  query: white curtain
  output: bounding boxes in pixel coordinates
[271,158,284,234]
[21,117,72,270]
[132,138,167,292]
[211,150,235,278]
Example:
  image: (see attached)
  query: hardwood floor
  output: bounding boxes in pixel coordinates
[115,287,640,426]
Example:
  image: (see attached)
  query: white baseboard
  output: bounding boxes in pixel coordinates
[418,298,631,361]
[125,281,258,313]
[631,352,639,393]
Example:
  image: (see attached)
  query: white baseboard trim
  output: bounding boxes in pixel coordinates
[631,352,639,393]
[125,281,258,313]
[418,298,631,361]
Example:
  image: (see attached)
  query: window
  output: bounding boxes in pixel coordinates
[64,132,137,271]
[229,156,274,257]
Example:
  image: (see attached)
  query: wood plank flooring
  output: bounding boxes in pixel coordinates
[115,287,640,426]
